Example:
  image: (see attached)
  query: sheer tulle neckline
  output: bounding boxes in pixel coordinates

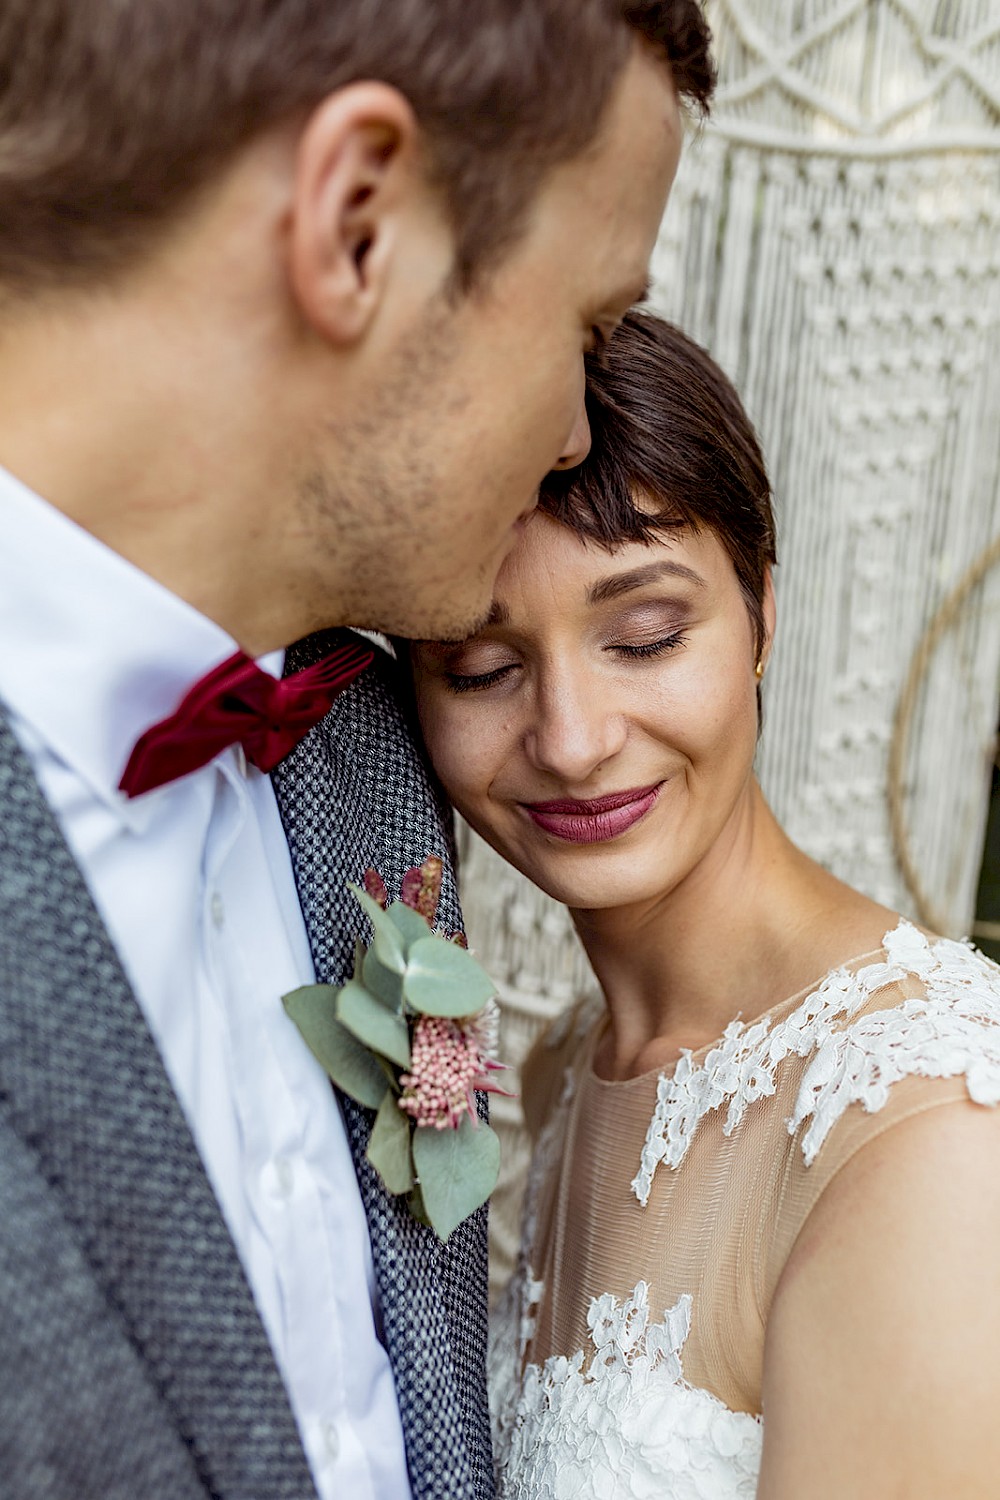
[585,936,899,1088]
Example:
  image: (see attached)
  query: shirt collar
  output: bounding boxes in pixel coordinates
[0,465,284,816]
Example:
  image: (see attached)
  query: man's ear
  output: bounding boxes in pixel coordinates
[288,82,436,344]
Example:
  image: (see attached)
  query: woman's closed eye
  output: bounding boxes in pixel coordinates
[442,631,688,692]
[444,659,520,694]
[607,629,688,660]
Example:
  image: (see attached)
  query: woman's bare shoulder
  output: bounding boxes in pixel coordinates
[759,1096,1000,1497]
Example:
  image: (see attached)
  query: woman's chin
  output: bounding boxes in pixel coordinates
[546,874,668,914]
[502,838,676,914]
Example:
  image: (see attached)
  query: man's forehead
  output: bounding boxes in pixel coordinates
[541,49,678,201]
[575,53,682,245]
[588,44,682,164]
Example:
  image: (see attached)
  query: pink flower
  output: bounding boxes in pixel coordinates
[363,868,390,909]
[398,1003,509,1130]
[364,856,468,945]
[400,855,443,924]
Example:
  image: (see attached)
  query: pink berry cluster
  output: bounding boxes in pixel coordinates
[399,1010,504,1130]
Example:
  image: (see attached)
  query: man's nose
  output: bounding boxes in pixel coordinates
[551,399,592,472]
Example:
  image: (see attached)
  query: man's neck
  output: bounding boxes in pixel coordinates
[0,281,302,654]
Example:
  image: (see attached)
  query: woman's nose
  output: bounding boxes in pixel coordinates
[525,673,627,785]
[551,398,592,471]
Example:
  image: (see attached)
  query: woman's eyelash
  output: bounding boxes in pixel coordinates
[610,631,687,659]
[444,664,516,694]
[442,630,686,691]
[444,633,686,689]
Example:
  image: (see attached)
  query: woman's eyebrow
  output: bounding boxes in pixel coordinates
[587,560,707,606]
[484,599,512,627]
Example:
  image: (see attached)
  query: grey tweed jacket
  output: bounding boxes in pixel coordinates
[0,634,493,1500]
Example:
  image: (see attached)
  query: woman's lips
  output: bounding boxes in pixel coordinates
[522,783,663,844]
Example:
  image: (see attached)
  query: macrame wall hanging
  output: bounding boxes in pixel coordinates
[458,0,1000,1295]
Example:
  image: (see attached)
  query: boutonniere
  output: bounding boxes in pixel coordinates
[283,855,508,1241]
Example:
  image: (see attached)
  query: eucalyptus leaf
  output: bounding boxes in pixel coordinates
[361,946,404,1010]
[402,936,497,1018]
[387,900,433,950]
[283,985,388,1110]
[412,1115,500,1241]
[407,1183,431,1229]
[366,1092,414,1195]
[349,883,406,974]
[351,936,367,979]
[337,978,411,1069]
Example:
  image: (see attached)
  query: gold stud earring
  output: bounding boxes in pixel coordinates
[754,659,765,681]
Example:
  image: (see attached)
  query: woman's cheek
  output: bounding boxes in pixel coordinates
[428,728,464,803]
[418,702,462,799]
[426,707,495,810]
[657,657,756,771]
[703,677,760,772]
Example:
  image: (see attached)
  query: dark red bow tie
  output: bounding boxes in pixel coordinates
[119,637,374,798]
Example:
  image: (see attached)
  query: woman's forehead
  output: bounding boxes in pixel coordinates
[493,513,723,609]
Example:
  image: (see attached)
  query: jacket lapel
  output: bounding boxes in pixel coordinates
[272,635,493,1500]
[0,707,315,1499]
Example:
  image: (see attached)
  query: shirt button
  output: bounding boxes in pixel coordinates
[320,1418,339,1464]
[209,892,225,930]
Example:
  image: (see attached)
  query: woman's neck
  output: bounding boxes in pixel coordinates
[572,781,895,1081]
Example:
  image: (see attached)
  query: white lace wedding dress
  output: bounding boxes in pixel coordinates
[489,922,1000,1499]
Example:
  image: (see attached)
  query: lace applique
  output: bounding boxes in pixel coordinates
[633,921,1000,1203]
[792,921,1000,1163]
[587,1280,691,1381]
[494,1283,762,1500]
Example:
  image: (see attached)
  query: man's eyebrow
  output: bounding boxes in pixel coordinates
[587,560,706,606]
[609,276,651,314]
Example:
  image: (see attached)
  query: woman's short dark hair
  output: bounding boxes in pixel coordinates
[540,311,777,657]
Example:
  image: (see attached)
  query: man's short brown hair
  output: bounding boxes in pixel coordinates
[0,0,713,295]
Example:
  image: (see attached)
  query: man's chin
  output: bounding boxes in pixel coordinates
[387,589,494,645]
[333,551,506,641]
[416,525,531,641]
[429,602,493,644]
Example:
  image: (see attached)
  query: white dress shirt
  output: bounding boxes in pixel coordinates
[0,467,412,1500]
